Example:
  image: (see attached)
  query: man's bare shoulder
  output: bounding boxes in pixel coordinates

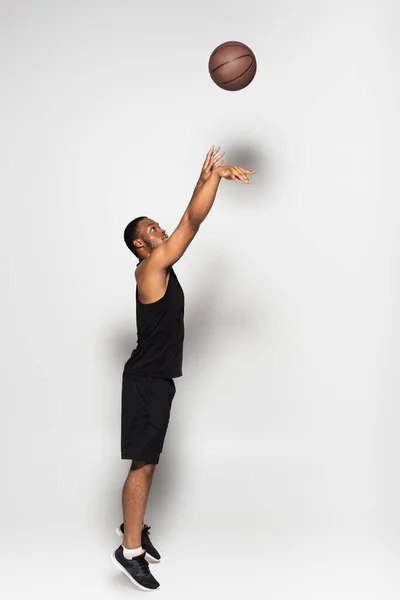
[134,257,169,280]
[134,258,171,303]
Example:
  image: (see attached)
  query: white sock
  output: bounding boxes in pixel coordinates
[122,545,144,559]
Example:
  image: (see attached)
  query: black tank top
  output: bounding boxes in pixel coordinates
[123,265,185,378]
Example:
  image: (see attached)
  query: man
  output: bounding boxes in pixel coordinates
[111,145,255,591]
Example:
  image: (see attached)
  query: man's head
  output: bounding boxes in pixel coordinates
[124,216,169,259]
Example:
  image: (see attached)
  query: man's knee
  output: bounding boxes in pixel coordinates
[130,460,156,475]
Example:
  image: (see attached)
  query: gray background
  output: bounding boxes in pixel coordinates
[1,0,399,598]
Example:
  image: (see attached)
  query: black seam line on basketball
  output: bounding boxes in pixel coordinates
[211,54,253,73]
[210,43,248,58]
[219,59,255,85]
[210,43,251,59]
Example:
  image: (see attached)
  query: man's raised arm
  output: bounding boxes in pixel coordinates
[151,145,255,267]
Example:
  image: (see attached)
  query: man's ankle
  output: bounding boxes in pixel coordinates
[123,538,142,550]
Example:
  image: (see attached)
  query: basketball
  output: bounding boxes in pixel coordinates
[208,41,257,91]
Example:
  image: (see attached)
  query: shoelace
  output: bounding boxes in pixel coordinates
[142,526,152,541]
[134,552,150,576]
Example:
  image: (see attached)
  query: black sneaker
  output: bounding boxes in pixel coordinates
[110,545,160,591]
[116,523,161,563]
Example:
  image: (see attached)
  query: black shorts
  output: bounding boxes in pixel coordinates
[121,372,176,464]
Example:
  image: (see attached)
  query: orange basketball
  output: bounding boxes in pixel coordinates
[208,41,257,91]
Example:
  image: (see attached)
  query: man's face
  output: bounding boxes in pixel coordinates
[137,217,168,251]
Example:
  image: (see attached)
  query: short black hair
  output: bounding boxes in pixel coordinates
[124,216,147,258]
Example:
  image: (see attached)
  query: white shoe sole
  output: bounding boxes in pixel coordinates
[110,551,160,592]
[116,527,161,563]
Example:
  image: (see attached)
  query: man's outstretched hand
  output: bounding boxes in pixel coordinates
[199,145,255,184]
[199,145,225,182]
[214,164,255,184]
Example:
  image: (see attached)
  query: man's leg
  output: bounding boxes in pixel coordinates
[122,460,156,549]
